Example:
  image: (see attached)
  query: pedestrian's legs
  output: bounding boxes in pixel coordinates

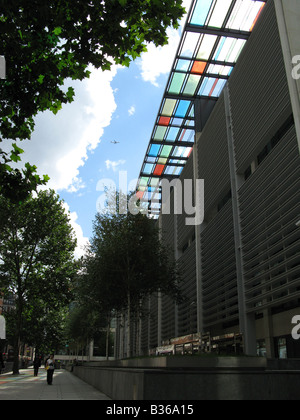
[47,369,54,385]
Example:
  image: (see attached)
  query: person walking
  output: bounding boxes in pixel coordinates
[33,355,41,377]
[46,354,55,385]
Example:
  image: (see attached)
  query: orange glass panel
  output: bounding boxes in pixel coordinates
[191,61,207,75]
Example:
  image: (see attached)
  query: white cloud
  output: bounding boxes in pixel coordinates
[14,65,119,193]
[62,202,90,259]
[105,159,126,172]
[128,105,136,116]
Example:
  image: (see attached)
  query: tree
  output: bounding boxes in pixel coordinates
[83,192,182,358]
[0,190,77,374]
[0,144,50,203]
[0,0,185,142]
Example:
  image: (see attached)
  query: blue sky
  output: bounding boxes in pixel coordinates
[11,1,192,257]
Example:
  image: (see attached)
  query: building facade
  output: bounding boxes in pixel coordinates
[115,0,300,359]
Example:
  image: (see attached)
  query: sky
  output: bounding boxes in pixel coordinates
[9,0,192,259]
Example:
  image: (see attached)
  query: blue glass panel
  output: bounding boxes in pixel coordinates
[199,77,215,96]
[211,79,227,97]
[144,164,154,174]
[176,59,190,72]
[190,0,213,26]
[167,127,180,142]
[149,144,160,157]
[175,100,191,118]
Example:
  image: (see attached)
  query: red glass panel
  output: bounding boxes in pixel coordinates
[153,164,165,176]
[158,116,171,126]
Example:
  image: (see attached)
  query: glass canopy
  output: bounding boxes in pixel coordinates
[137,0,267,215]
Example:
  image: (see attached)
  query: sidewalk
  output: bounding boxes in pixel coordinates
[0,368,112,400]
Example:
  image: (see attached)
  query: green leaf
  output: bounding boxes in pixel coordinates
[53,27,62,36]
[37,75,45,84]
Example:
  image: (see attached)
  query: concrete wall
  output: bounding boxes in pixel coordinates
[72,357,300,400]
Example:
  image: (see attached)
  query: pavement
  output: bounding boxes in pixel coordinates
[0,367,112,400]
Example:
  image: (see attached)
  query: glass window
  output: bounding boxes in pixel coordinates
[176,59,191,72]
[162,99,177,116]
[207,0,232,28]
[196,34,218,60]
[183,74,201,96]
[175,100,191,118]
[149,144,160,157]
[154,126,167,141]
[161,146,173,158]
[190,0,213,26]
[154,164,165,176]
[168,72,186,95]
[167,127,180,142]
[191,61,207,75]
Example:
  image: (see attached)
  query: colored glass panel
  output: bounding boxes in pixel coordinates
[183,74,201,96]
[162,99,177,116]
[158,158,168,165]
[213,37,246,63]
[159,116,171,126]
[139,177,149,187]
[154,164,165,176]
[161,146,172,158]
[196,34,218,60]
[190,0,213,26]
[199,77,216,96]
[167,127,180,142]
[226,0,265,32]
[176,59,191,72]
[149,144,160,157]
[179,129,194,143]
[211,79,227,97]
[181,32,200,58]
[154,126,167,140]
[143,163,154,174]
[136,191,144,200]
[191,61,207,75]
[207,0,232,28]
[168,72,185,94]
[207,64,233,76]
[175,100,191,118]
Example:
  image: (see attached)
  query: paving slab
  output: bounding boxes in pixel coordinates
[0,368,111,400]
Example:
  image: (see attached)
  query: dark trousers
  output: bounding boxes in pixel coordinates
[47,369,54,384]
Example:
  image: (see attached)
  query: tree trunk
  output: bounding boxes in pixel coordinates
[127,291,131,358]
[106,315,111,361]
[13,299,23,375]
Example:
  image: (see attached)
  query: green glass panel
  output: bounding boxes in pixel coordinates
[154,126,167,141]
[161,145,172,158]
[168,73,185,95]
[183,75,201,96]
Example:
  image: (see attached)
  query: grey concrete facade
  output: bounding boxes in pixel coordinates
[115,0,300,360]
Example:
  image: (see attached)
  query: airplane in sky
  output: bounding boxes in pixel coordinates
[110,140,120,144]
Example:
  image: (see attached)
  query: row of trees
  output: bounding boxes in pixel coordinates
[0,0,186,371]
[0,189,183,372]
[73,193,183,359]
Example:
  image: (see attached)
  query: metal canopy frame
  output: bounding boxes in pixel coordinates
[136,0,268,213]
